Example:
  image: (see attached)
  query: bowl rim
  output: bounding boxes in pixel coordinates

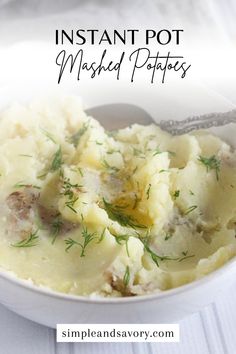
[0,256,235,305]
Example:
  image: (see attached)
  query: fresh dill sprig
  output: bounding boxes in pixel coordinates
[153,148,162,156]
[62,178,82,199]
[40,128,56,144]
[80,226,97,257]
[164,232,173,241]
[159,169,169,173]
[51,219,63,244]
[146,183,152,200]
[13,182,41,189]
[110,229,191,266]
[198,155,220,180]
[51,146,63,171]
[173,190,180,200]
[65,238,80,252]
[11,230,39,248]
[103,198,146,229]
[37,172,48,179]
[132,193,140,210]
[178,250,195,262]
[133,148,145,159]
[111,232,130,257]
[65,226,97,256]
[102,159,120,173]
[78,167,84,177]
[18,154,33,158]
[69,123,89,147]
[65,197,79,213]
[139,236,176,267]
[123,266,130,287]
[61,177,82,213]
[97,228,106,243]
[184,205,197,215]
[107,148,121,155]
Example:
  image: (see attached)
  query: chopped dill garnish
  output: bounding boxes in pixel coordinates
[133,193,140,210]
[159,169,169,173]
[146,183,152,200]
[80,226,97,257]
[189,190,195,195]
[164,232,173,241]
[153,148,162,156]
[184,205,197,215]
[168,151,176,157]
[198,155,220,180]
[11,230,39,248]
[133,166,138,174]
[173,190,180,200]
[51,146,63,171]
[78,167,84,177]
[133,148,145,159]
[153,150,176,157]
[102,159,120,173]
[139,236,176,267]
[123,266,130,287]
[40,128,56,144]
[65,238,80,252]
[18,154,33,158]
[107,148,121,155]
[178,250,195,262]
[97,228,106,243]
[65,226,97,256]
[178,254,195,262]
[69,123,89,147]
[114,234,130,244]
[37,172,47,179]
[51,219,63,244]
[13,182,41,189]
[95,141,103,146]
[65,197,79,213]
[112,233,130,257]
[61,177,83,213]
[103,198,146,229]
[62,178,82,199]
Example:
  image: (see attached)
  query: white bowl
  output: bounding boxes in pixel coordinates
[0,78,235,328]
[0,257,236,328]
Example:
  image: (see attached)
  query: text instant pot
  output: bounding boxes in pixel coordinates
[55,29,191,84]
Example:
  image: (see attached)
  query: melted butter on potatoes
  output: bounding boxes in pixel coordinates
[0,95,235,297]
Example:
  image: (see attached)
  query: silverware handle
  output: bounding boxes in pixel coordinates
[159,109,236,135]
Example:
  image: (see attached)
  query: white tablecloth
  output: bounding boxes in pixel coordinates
[0,283,236,354]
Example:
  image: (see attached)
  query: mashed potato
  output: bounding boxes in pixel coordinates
[0,95,235,297]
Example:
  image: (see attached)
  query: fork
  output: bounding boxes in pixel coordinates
[159,109,236,135]
[86,104,236,135]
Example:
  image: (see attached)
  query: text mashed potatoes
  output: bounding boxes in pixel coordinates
[0,96,235,297]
